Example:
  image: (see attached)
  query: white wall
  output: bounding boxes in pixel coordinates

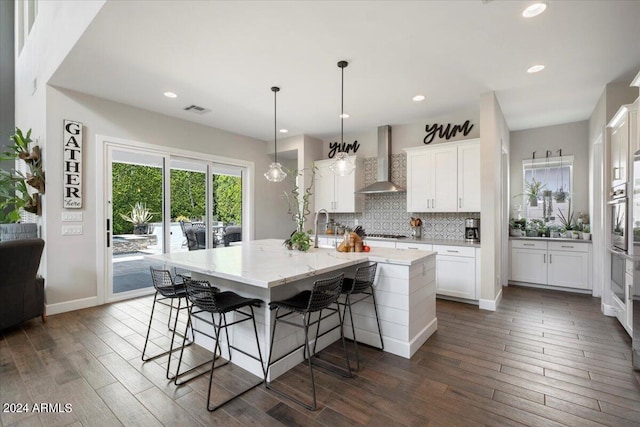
[320,109,480,157]
[43,87,289,309]
[480,92,509,308]
[510,121,589,217]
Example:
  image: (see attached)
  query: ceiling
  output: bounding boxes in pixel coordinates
[50,1,640,142]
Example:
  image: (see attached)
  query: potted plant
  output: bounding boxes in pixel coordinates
[524,177,545,207]
[557,206,577,238]
[554,185,568,203]
[120,202,154,234]
[582,225,591,240]
[282,164,317,251]
[509,218,526,237]
[0,128,44,241]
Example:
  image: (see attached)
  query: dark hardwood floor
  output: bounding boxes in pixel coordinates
[2,285,639,426]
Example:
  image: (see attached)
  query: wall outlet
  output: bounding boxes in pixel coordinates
[62,212,83,222]
[62,225,83,236]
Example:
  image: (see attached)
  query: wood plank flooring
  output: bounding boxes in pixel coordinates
[1,285,639,426]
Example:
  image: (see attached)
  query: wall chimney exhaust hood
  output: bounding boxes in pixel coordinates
[356,125,405,194]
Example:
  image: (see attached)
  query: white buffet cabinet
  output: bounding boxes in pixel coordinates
[509,238,592,291]
[319,237,480,301]
[404,139,481,213]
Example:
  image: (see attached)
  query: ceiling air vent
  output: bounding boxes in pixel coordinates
[183,105,211,114]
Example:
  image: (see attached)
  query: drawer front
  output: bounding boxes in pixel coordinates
[432,245,475,258]
[547,241,588,253]
[396,242,433,251]
[511,239,548,250]
[365,239,397,249]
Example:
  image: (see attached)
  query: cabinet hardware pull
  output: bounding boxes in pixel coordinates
[523,243,535,246]
[561,245,574,248]
[544,254,546,263]
[427,199,430,209]
[549,254,552,263]
[629,284,633,302]
[432,198,435,209]
[446,250,459,253]
[459,198,462,208]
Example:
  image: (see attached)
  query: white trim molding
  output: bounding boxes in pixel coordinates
[479,287,503,311]
[45,296,98,316]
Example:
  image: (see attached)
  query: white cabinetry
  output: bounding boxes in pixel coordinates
[314,157,364,213]
[405,139,480,213]
[432,245,477,300]
[608,104,632,187]
[510,239,592,290]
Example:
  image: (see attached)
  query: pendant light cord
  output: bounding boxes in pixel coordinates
[273,87,278,164]
[341,64,344,144]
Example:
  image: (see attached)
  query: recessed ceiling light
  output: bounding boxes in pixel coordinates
[527,65,545,73]
[279,129,288,133]
[339,113,350,119]
[163,91,178,98]
[413,95,426,102]
[522,2,547,18]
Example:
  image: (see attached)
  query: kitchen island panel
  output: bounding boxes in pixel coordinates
[149,240,437,377]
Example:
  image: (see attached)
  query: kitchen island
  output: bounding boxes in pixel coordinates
[148,239,436,379]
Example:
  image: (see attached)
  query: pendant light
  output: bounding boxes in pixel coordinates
[264,86,287,182]
[330,60,356,176]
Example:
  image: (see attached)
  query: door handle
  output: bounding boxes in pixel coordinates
[107,232,110,248]
[630,284,633,302]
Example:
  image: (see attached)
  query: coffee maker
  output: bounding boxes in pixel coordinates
[465,218,480,242]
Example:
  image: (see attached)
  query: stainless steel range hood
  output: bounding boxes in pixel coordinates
[356,125,405,194]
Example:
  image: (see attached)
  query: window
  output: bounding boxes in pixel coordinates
[521,156,574,224]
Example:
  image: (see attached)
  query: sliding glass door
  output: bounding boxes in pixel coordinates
[102,142,250,303]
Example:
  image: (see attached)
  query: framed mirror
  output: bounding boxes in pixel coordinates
[521,155,574,224]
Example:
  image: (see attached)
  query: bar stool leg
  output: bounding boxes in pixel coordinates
[141,292,159,361]
[304,313,318,411]
[165,297,183,380]
[206,313,225,411]
[344,294,361,371]
[370,288,384,351]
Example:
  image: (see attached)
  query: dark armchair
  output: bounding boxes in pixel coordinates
[224,226,242,246]
[185,226,208,250]
[0,238,45,330]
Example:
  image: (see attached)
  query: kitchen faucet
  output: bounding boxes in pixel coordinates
[314,209,330,248]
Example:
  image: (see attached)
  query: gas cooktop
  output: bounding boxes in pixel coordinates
[365,233,407,239]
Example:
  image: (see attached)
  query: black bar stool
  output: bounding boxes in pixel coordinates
[142,267,194,380]
[339,263,383,371]
[265,273,352,411]
[176,278,265,411]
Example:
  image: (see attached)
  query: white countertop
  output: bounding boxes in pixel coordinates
[318,234,481,248]
[147,239,435,289]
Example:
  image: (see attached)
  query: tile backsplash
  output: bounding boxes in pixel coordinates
[329,154,480,240]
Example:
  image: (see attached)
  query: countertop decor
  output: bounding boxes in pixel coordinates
[283,164,317,251]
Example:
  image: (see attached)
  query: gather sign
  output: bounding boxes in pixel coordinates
[63,120,83,209]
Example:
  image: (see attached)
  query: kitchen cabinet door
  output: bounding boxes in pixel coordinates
[431,146,458,212]
[314,161,335,212]
[334,165,364,212]
[510,248,547,284]
[547,250,589,289]
[314,157,363,213]
[436,254,476,299]
[457,141,481,212]
[406,151,430,212]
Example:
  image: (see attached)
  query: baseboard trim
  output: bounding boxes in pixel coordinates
[601,302,616,317]
[479,288,503,311]
[45,296,98,316]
